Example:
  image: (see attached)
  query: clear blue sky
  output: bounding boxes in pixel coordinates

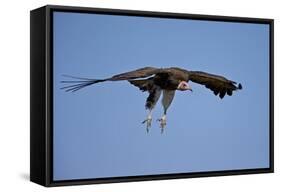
[53,11,270,181]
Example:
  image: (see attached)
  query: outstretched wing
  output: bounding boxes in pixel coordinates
[61,67,161,92]
[188,71,242,99]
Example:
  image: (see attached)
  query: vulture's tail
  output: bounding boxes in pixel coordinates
[60,75,107,92]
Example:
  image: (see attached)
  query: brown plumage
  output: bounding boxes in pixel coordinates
[61,67,242,132]
[62,67,242,98]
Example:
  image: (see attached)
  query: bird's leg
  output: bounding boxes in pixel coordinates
[142,110,153,133]
[157,112,167,134]
[158,90,175,133]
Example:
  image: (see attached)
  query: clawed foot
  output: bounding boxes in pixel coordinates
[142,114,167,133]
[142,116,152,133]
[157,115,166,133]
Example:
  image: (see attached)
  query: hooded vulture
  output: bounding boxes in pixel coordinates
[61,67,242,133]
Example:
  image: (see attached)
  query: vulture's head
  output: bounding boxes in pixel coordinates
[177,81,193,91]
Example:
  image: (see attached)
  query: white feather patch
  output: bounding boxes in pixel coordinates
[152,87,162,108]
[162,90,176,110]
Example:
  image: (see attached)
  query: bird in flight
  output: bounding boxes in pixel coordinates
[61,67,242,133]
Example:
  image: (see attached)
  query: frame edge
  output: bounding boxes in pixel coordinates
[30,6,49,186]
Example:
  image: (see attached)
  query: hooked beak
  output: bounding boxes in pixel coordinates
[186,83,193,92]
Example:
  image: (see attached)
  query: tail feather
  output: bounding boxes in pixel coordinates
[61,75,106,92]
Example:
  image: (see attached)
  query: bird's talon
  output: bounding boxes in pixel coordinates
[142,117,152,132]
[160,122,166,128]
[158,116,167,132]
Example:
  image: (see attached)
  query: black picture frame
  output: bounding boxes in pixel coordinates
[30,5,274,187]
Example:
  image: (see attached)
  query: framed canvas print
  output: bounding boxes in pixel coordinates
[30,5,274,187]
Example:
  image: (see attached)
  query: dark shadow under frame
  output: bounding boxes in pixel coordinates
[30,4,274,187]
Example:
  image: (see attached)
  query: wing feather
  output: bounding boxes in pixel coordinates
[61,67,161,92]
[188,71,242,99]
